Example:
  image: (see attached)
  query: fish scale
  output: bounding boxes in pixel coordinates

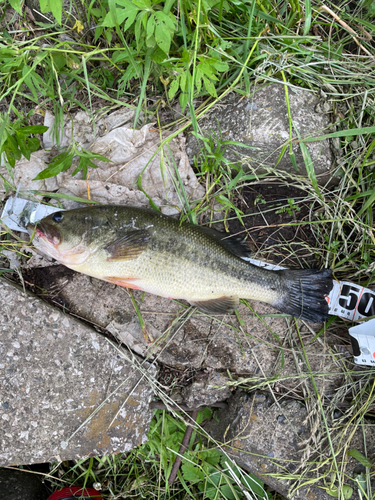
[28,205,333,321]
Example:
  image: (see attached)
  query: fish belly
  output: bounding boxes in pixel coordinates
[71,247,279,305]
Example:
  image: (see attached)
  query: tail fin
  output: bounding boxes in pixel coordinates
[273,268,333,323]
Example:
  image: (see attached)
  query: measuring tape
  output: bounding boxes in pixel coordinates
[1,195,374,367]
[327,281,375,366]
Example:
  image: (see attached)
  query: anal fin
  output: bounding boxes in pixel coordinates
[190,296,239,314]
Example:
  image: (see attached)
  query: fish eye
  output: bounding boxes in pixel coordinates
[52,212,64,223]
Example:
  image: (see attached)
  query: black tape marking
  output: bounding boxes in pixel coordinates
[337,284,375,319]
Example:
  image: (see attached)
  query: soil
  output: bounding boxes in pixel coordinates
[228,183,319,268]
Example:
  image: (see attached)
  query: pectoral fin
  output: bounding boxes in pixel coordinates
[190,296,239,314]
[105,230,150,261]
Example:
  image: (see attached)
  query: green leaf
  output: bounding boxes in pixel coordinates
[8,0,22,14]
[90,7,102,16]
[179,70,188,92]
[17,125,49,135]
[347,449,373,468]
[302,126,375,143]
[51,52,66,70]
[168,78,179,100]
[135,12,147,50]
[179,92,189,111]
[33,151,74,180]
[74,156,89,179]
[195,67,202,94]
[16,134,31,160]
[181,464,204,482]
[199,61,217,80]
[240,471,266,496]
[354,472,367,494]
[133,0,151,8]
[39,0,50,13]
[102,0,139,28]
[22,65,38,100]
[151,46,167,63]
[220,484,239,500]
[342,485,353,499]
[154,10,175,30]
[50,0,63,24]
[326,484,353,499]
[155,19,171,53]
[123,3,140,30]
[28,138,41,152]
[4,135,22,168]
[202,76,217,97]
[147,13,155,37]
[303,0,312,35]
[206,468,221,486]
[5,135,19,155]
[0,115,10,151]
[212,59,229,72]
[201,449,221,467]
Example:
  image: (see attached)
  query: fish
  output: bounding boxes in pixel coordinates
[27,205,333,322]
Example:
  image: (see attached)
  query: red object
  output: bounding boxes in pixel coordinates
[47,486,102,500]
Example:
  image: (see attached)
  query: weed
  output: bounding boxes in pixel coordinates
[0,113,48,169]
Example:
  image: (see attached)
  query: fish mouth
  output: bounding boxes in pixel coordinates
[27,221,61,246]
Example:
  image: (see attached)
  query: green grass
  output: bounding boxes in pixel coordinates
[1,0,375,498]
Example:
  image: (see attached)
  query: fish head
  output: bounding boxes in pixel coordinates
[27,209,99,266]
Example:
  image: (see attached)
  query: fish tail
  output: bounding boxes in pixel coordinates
[273,268,333,322]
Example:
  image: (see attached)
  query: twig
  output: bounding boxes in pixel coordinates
[168,410,199,484]
[319,5,375,61]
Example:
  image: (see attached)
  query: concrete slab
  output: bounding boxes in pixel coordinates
[0,278,157,466]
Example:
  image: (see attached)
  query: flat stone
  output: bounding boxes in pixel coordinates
[186,84,334,182]
[0,278,157,466]
[206,390,375,500]
[181,372,233,408]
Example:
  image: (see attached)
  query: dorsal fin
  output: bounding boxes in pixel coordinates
[198,226,251,260]
[105,230,150,261]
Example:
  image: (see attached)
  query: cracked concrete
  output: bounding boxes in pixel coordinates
[0,278,157,466]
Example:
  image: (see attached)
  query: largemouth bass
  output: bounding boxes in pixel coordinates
[27,205,333,322]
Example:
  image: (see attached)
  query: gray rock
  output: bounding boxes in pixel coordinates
[0,278,157,466]
[186,84,334,182]
[206,390,332,500]
[207,390,375,500]
[0,468,48,500]
[181,372,232,408]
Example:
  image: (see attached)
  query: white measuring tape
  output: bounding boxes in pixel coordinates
[1,195,374,367]
[327,281,375,366]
